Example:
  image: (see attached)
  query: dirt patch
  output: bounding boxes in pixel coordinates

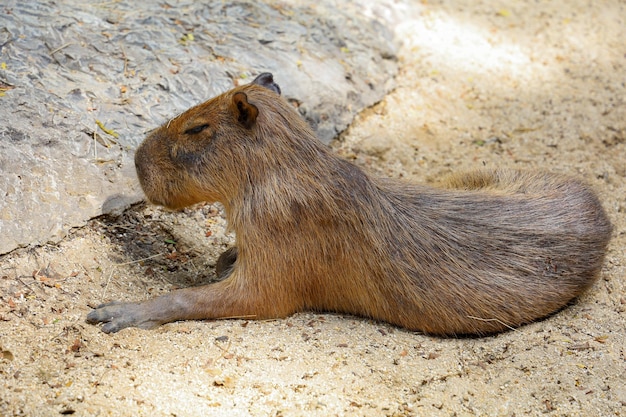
[1,1,625,416]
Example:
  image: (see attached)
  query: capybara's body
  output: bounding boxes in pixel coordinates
[87,73,612,335]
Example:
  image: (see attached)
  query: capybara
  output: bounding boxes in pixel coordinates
[87,73,612,336]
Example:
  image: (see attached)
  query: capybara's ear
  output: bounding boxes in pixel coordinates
[252,72,281,96]
[232,92,259,129]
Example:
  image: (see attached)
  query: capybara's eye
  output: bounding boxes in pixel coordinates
[185,124,209,135]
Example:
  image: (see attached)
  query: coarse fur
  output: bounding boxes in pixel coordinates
[87,73,612,336]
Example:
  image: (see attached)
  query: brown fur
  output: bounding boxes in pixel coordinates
[87,73,612,336]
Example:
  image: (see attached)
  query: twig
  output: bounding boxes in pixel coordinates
[93,368,110,390]
[120,44,129,77]
[99,253,166,299]
[100,269,115,301]
[16,276,36,293]
[217,314,258,320]
[49,42,74,56]
[166,112,182,129]
[114,252,166,266]
[46,42,74,66]
[466,315,517,332]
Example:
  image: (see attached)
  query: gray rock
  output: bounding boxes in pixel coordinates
[0,0,397,254]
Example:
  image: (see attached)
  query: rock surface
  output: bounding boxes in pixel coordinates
[0,0,397,254]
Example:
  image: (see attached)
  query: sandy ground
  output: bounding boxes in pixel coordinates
[1,1,625,416]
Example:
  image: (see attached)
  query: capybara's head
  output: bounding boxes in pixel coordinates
[134,73,313,209]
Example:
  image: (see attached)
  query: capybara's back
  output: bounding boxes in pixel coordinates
[360,169,612,335]
[88,73,612,335]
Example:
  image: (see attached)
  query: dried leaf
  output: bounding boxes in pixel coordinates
[1,349,14,361]
[213,375,234,388]
[94,132,111,148]
[69,338,83,353]
[497,9,511,17]
[206,368,222,376]
[95,119,119,138]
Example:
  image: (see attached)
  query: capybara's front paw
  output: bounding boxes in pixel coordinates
[86,301,160,333]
